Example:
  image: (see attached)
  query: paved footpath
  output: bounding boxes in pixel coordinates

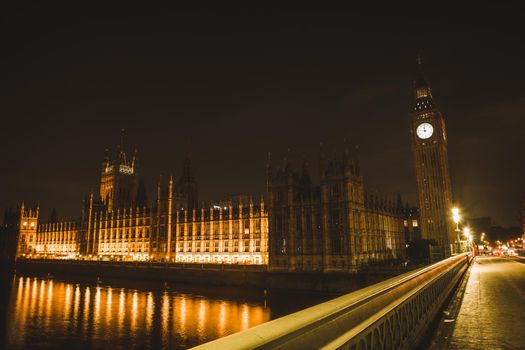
[447,256,525,349]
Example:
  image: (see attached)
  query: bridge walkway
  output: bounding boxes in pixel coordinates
[438,256,525,349]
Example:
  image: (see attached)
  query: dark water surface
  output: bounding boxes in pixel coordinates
[0,270,332,349]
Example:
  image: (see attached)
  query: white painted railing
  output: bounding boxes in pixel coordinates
[192,253,470,350]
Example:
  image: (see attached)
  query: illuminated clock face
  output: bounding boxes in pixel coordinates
[416,122,434,139]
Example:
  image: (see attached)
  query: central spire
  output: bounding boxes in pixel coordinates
[414,55,430,93]
[120,128,125,150]
[118,128,127,164]
[412,55,435,111]
[181,155,194,181]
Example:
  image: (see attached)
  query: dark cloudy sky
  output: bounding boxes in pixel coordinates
[1,4,524,227]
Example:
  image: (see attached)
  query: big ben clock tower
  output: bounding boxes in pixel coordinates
[410,57,454,256]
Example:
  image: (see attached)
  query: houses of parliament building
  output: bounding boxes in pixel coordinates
[3,58,468,270]
[6,138,406,272]
[12,145,270,266]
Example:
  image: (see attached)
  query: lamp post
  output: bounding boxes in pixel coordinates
[452,207,461,254]
[463,227,472,255]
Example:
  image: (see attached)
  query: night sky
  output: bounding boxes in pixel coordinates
[1,4,524,227]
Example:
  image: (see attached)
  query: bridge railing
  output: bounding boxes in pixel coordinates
[192,253,470,350]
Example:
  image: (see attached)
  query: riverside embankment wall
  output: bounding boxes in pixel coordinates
[14,260,412,294]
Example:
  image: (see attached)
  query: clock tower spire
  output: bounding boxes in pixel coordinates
[409,57,454,257]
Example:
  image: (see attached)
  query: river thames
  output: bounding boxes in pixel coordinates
[0,271,331,349]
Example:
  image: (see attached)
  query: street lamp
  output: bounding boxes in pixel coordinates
[452,207,460,221]
[452,207,461,253]
[463,227,472,255]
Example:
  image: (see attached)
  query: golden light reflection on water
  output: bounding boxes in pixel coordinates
[29,279,37,319]
[178,296,187,338]
[106,287,112,325]
[94,286,101,325]
[241,304,249,330]
[44,280,53,328]
[131,291,138,332]
[37,280,45,320]
[118,288,125,332]
[146,291,154,331]
[20,278,30,330]
[197,299,205,339]
[73,285,80,328]
[6,276,273,350]
[162,292,170,348]
[64,285,71,320]
[218,301,227,337]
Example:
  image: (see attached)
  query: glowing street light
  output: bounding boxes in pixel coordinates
[463,227,473,255]
[452,208,460,226]
[452,207,461,253]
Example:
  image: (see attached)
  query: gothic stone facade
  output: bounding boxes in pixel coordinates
[15,146,269,265]
[173,198,268,264]
[410,59,454,255]
[14,145,404,271]
[267,151,405,272]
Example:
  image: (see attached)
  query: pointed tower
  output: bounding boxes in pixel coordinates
[179,156,198,210]
[409,56,454,256]
[266,152,272,193]
[17,203,39,256]
[299,158,312,193]
[99,133,139,211]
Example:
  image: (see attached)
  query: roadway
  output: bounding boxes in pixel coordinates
[446,256,525,349]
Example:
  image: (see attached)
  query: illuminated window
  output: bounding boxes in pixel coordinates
[281,238,287,254]
[412,220,418,227]
[30,222,35,228]
[403,220,408,227]
[23,222,28,227]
